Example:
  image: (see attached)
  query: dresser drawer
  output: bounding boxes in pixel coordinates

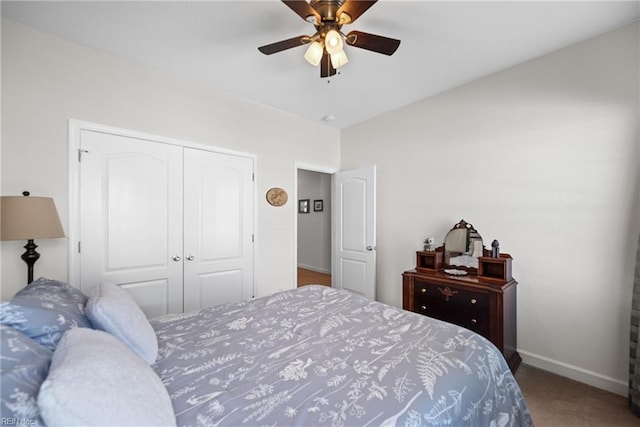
[413,281,489,309]
[413,281,490,336]
[415,299,489,336]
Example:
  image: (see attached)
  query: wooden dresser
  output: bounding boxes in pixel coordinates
[402,249,522,373]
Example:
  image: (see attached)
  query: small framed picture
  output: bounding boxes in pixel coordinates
[298,199,310,214]
[314,200,323,212]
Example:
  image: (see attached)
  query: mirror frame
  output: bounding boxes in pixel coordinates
[440,219,487,274]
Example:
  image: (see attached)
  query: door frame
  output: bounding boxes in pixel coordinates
[67,119,257,290]
[293,162,338,287]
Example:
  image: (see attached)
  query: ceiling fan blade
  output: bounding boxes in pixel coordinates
[258,35,309,55]
[320,52,336,78]
[345,30,400,55]
[337,0,377,24]
[282,0,320,22]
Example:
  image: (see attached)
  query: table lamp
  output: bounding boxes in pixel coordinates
[1,191,65,284]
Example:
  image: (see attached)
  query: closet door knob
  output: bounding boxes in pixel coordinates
[172,255,181,261]
[186,254,195,261]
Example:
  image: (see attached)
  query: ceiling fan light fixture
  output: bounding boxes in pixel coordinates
[304,41,324,66]
[324,29,343,55]
[258,1,400,78]
[330,49,349,69]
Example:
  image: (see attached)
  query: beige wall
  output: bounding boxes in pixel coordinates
[341,22,640,394]
[0,19,340,300]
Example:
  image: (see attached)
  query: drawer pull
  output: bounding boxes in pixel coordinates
[471,298,477,304]
[421,288,427,293]
[438,287,458,301]
[421,305,427,311]
[471,319,477,324]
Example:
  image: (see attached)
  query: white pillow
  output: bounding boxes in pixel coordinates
[37,328,176,427]
[86,283,158,364]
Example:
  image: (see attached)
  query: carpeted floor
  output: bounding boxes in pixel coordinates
[515,364,639,426]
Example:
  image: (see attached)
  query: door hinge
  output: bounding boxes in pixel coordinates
[252,234,255,243]
[78,149,89,162]
[252,173,255,182]
[78,241,81,253]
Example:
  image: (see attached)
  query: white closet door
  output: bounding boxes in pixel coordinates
[79,130,184,317]
[183,148,254,311]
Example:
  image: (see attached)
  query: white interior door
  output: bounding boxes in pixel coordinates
[332,165,376,299]
[182,148,254,311]
[78,130,184,317]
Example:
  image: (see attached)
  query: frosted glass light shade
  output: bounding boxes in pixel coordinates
[330,49,349,69]
[304,41,323,66]
[324,30,343,55]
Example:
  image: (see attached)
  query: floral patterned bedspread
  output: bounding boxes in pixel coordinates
[151,285,533,427]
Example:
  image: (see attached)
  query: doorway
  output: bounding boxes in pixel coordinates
[296,168,333,287]
[294,164,377,299]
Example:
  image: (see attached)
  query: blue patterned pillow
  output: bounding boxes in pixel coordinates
[0,324,51,426]
[0,278,92,350]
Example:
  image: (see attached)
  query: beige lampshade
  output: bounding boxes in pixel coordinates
[1,196,65,241]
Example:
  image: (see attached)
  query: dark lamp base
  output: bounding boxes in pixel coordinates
[21,239,40,284]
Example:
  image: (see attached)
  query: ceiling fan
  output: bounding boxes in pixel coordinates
[258,0,401,78]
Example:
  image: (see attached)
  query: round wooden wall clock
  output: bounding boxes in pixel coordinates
[266,187,288,207]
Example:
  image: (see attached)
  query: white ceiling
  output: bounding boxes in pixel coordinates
[2,1,638,128]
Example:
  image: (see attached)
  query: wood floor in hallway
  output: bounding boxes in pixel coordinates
[297,268,331,287]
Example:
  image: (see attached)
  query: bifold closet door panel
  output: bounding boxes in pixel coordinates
[182,148,254,312]
[79,131,184,317]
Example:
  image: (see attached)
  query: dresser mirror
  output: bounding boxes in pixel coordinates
[443,219,484,272]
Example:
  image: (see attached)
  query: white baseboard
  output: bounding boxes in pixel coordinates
[297,264,331,275]
[520,349,627,396]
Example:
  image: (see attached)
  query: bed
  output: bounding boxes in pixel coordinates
[1,278,533,427]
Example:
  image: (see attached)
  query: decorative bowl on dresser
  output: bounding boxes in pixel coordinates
[402,220,522,372]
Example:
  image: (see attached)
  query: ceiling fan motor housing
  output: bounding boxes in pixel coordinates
[309,0,344,23]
